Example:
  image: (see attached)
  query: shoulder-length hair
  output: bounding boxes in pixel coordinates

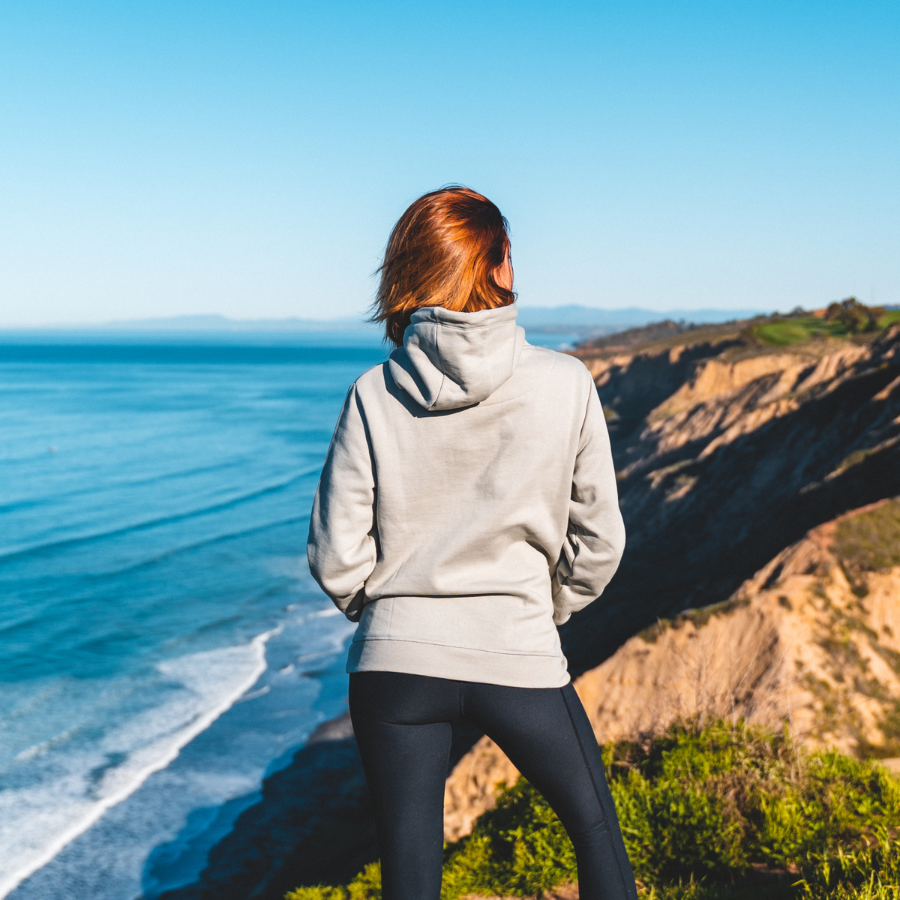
[372,186,515,346]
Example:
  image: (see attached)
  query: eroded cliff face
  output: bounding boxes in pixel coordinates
[561,325,900,675]
[444,501,900,842]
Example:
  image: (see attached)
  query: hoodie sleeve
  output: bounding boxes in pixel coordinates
[307,384,377,622]
[551,376,626,626]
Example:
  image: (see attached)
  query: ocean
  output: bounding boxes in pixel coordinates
[0,327,579,899]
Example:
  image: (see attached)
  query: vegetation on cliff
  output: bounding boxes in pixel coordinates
[752,300,900,347]
[285,719,900,900]
[576,299,900,359]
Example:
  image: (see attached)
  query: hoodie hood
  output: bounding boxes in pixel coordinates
[388,305,526,411]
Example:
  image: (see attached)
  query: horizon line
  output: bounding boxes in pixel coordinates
[0,304,779,332]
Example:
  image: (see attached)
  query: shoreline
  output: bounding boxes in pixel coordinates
[6,617,355,900]
[158,710,377,900]
[160,710,485,900]
[2,631,279,900]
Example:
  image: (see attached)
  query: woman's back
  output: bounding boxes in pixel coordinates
[308,303,624,688]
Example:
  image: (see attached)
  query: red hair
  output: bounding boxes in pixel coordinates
[372,186,515,346]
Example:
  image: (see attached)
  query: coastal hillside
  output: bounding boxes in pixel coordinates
[560,304,900,674]
[162,304,900,900]
[444,497,900,840]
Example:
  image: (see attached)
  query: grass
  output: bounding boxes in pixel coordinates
[754,319,826,346]
[752,315,857,346]
[285,719,900,900]
[752,307,900,348]
[833,499,900,593]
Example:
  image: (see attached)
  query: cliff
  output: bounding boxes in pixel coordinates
[444,498,900,841]
[445,310,900,841]
[560,320,900,675]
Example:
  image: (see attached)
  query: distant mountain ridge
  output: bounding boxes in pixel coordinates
[6,306,768,337]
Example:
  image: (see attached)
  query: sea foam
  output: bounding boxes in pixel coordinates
[0,630,276,899]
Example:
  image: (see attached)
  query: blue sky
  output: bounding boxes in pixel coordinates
[1,0,897,326]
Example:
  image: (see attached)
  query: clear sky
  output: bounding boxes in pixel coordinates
[1,0,897,326]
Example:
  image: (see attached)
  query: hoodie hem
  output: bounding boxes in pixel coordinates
[346,637,571,688]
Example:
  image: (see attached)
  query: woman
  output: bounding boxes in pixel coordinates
[308,186,637,900]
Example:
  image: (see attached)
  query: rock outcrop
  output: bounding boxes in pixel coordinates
[444,499,900,841]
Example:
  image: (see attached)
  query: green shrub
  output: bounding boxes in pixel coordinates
[440,779,578,897]
[285,719,900,900]
[285,862,382,900]
[825,299,884,335]
[643,881,795,899]
[799,830,900,899]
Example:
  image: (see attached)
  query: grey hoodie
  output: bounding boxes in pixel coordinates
[307,305,625,688]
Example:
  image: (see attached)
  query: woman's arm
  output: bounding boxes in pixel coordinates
[551,378,626,625]
[307,384,378,621]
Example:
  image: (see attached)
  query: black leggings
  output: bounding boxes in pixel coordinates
[349,671,638,900]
